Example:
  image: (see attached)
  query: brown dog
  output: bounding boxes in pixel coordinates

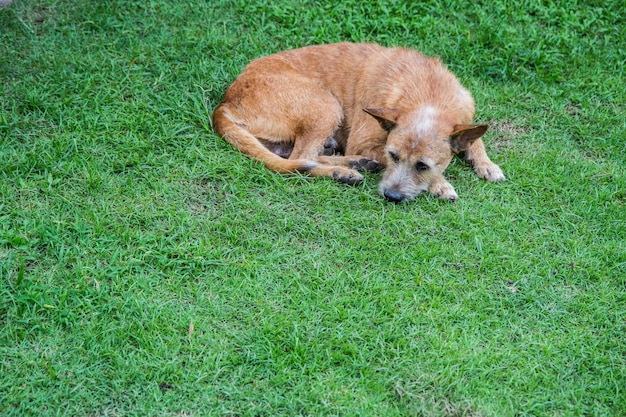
[213,42,504,202]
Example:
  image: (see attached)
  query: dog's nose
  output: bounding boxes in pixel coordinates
[383,189,405,203]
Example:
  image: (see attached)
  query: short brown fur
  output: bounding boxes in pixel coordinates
[213,42,504,202]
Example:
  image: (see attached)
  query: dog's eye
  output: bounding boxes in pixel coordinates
[388,151,400,163]
[415,161,430,171]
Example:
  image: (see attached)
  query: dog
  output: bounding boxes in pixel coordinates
[213,42,504,202]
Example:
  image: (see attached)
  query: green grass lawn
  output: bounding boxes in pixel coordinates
[1,1,624,416]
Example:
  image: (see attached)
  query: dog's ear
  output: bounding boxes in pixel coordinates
[363,108,401,131]
[450,124,489,153]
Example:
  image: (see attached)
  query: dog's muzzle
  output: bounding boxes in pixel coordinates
[383,188,406,203]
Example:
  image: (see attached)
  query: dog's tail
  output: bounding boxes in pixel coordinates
[212,104,317,174]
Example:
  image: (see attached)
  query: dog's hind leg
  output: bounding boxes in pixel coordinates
[213,105,318,174]
[215,57,368,184]
[280,89,366,184]
[296,138,366,185]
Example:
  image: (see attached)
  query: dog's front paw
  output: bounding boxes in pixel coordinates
[349,157,383,173]
[429,179,459,201]
[332,168,364,185]
[474,163,505,182]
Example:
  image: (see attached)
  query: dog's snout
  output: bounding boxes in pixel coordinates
[383,189,405,203]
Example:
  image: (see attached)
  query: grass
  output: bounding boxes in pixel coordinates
[1,0,624,415]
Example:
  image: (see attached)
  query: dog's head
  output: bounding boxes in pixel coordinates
[364,107,488,203]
